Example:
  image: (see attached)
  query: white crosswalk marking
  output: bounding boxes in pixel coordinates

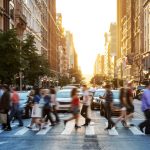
[0,129,3,133]
[108,127,119,136]
[36,126,52,135]
[61,120,75,135]
[14,127,29,136]
[129,126,145,135]
[85,125,95,135]
[0,141,8,145]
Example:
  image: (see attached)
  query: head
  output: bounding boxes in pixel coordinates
[29,90,35,96]
[145,82,150,89]
[50,88,56,94]
[34,87,41,96]
[71,88,77,97]
[127,81,134,89]
[2,84,9,92]
[82,84,87,91]
[104,84,111,91]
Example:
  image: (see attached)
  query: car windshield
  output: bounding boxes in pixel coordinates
[18,92,28,101]
[56,91,71,98]
[112,91,120,99]
[94,90,105,97]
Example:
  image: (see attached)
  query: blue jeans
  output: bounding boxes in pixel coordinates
[9,103,23,125]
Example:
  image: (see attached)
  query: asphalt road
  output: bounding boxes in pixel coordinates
[0,100,150,150]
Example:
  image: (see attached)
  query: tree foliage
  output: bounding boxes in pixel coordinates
[0,30,50,85]
[90,74,108,85]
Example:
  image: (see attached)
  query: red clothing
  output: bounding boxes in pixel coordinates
[71,96,80,106]
[11,91,19,104]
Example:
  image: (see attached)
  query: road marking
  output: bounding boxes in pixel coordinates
[36,126,52,135]
[105,122,118,136]
[129,126,145,135]
[85,125,95,135]
[0,141,8,145]
[0,129,3,133]
[61,120,75,135]
[14,127,29,136]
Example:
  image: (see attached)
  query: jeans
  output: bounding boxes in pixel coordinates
[9,103,23,125]
[2,109,11,129]
[81,105,91,124]
[52,105,60,122]
[139,109,150,129]
[43,108,54,124]
[105,103,115,128]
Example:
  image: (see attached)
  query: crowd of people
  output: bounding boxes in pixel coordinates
[0,82,150,134]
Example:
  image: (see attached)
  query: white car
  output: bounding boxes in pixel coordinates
[56,89,72,111]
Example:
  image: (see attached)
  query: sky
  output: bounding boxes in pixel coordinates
[56,0,117,77]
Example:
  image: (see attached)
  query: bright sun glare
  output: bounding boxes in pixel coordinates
[56,0,117,76]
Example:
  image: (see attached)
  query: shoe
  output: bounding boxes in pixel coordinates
[18,124,23,127]
[50,124,55,126]
[75,125,81,129]
[81,123,88,127]
[64,120,67,126]
[4,128,12,131]
[138,124,144,133]
[26,126,32,129]
[130,124,135,127]
[104,127,111,130]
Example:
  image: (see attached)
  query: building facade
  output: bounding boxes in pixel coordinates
[0,0,10,31]
[143,0,150,80]
[94,54,104,75]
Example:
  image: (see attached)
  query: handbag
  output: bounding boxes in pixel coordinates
[0,113,7,124]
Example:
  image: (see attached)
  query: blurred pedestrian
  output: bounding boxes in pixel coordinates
[0,84,4,98]
[138,82,150,134]
[43,89,55,126]
[100,84,115,130]
[81,84,91,126]
[64,88,81,129]
[115,88,128,127]
[25,90,35,118]
[50,87,60,123]
[27,88,44,130]
[9,87,23,127]
[126,82,135,126]
[0,85,11,131]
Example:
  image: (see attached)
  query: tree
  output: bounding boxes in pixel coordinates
[0,29,21,84]
[21,34,50,85]
[58,75,70,87]
[69,68,83,84]
[90,74,107,85]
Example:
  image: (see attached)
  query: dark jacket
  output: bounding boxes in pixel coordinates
[0,91,11,111]
[105,90,113,103]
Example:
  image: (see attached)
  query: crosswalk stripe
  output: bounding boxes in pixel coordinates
[0,129,3,133]
[129,126,145,135]
[61,120,75,135]
[36,126,52,135]
[85,125,95,135]
[14,127,29,136]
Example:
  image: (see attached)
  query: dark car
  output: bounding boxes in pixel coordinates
[91,89,105,110]
[100,90,121,116]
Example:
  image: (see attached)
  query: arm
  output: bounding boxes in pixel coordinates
[141,92,147,112]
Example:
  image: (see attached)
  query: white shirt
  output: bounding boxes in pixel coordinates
[83,90,90,106]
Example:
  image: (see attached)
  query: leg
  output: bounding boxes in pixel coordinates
[81,105,86,118]
[53,105,60,122]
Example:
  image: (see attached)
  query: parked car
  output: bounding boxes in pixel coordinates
[56,89,72,111]
[91,89,105,110]
[62,85,77,90]
[100,90,121,116]
[77,88,83,100]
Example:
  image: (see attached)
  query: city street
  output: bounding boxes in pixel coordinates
[0,100,150,150]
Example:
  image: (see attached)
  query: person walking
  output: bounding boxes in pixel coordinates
[50,87,60,123]
[81,84,91,126]
[138,82,150,134]
[115,88,128,127]
[27,88,43,130]
[64,88,81,129]
[9,87,23,127]
[43,89,55,126]
[0,85,11,131]
[100,84,115,130]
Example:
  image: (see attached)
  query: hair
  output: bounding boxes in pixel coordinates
[50,88,56,94]
[71,88,77,97]
[105,84,111,89]
[119,87,126,105]
[3,84,10,91]
[34,88,41,96]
